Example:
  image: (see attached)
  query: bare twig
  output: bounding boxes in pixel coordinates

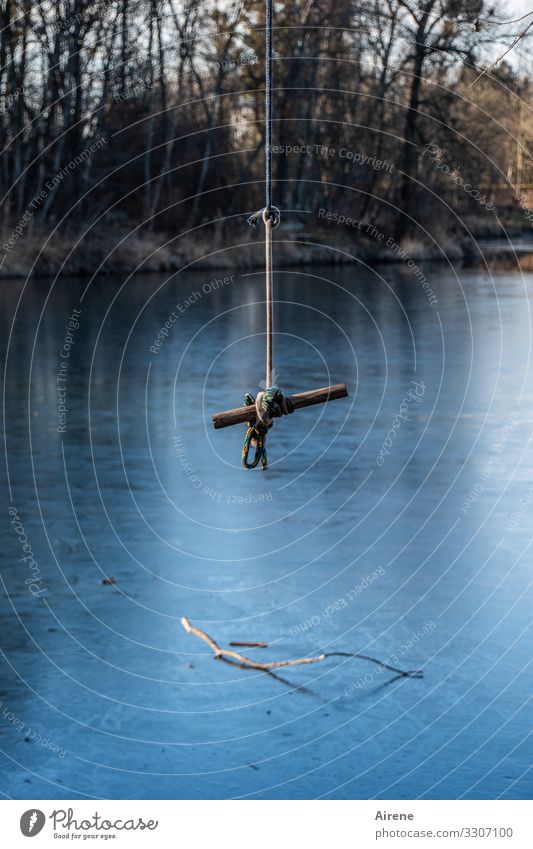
[229,641,268,648]
[325,652,423,678]
[180,617,325,670]
[180,617,424,678]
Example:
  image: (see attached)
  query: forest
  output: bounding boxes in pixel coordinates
[0,0,531,275]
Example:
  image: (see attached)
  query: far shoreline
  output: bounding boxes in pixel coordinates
[0,217,531,281]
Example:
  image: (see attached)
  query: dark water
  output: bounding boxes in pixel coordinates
[1,259,532,800]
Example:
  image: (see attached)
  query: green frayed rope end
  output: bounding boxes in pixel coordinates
[241,386,294,470]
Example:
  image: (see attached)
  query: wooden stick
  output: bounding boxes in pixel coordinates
[181,617,325,669]
[212,383,348,430]
[180,617,424,679]
[229,641,268,648]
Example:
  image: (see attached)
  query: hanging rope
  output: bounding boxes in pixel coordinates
[265,0,273,214]
[242,0,291,470]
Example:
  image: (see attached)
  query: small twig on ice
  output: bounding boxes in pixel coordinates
[229,641,268,648]
[180,617,325,670]
[180,617,423,678]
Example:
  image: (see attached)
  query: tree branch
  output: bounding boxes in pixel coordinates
[181,617,325,669]
[180,617,424,678]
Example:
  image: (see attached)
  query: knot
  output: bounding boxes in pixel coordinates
[255,385,294,427]
[241,386,294,470]
[262,206,281,228]
[247,206,281,230]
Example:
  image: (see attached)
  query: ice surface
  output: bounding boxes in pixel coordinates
[0,263,531,799]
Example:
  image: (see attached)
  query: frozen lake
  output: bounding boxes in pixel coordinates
[1,258,532,799]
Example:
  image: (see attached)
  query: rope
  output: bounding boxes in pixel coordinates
[265,213,273,387]
[263,0,276,388]
[242,0,291,470]
[265,0,273,211]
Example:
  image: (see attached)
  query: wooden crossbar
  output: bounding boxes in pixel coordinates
[212,383,348,429]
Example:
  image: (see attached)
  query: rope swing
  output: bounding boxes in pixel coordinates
[183,6,423,695]
[211,0,348,468]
